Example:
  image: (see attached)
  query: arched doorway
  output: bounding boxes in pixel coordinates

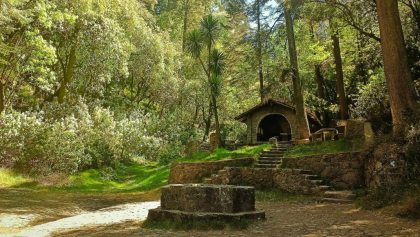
[257,114,292,142]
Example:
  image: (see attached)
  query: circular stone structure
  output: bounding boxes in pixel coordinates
[146,184,265,224]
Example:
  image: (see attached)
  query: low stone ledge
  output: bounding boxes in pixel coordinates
[208,167,321,194]
[169,158,255,184]
[147,208,266,223]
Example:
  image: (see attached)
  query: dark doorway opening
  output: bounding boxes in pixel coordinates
[257,114,291,142]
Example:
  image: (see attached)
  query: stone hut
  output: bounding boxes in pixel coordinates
[235,99,322,144]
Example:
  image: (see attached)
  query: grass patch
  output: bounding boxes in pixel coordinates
[284,139,365,158]
[178,144,271,163]
[49,163,170,193]
[2,144,270,193]
[0,168,33,188]
[256,189,313,202]
[142,218,250,230]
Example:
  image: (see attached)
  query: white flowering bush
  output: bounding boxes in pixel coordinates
[0,111,88,174]
[0,102,173,174]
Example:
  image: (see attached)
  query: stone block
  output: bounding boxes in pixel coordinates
[160,184,256,213]
[184,140,201,157]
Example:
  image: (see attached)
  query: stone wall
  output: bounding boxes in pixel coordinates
[169,158,255,184]
[364,143,407,189]
[281,152,368,189]
[207,167,322,194]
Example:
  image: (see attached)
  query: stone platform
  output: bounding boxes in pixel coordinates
[146,184,265,224]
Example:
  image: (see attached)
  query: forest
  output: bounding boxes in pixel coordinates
[1,0,420,235]
[1,0,418,174]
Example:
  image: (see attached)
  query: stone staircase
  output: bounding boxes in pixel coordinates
[289,169,356,203]
[256,142,292,168]
[203,142,356,204]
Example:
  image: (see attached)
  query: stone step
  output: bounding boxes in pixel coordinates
[256,164,277,168]
[260,154,284,158]
[324,191,356,200]
[258,160,281,164]
[259,157,283,161]
[261,151,284,154]
[293,169,313,175]
[310,180,324,185]
[218,169,227,175]
[321,198,353,204]
[317,185,332,192]
[269,148,287,152]
[303,174,319,180]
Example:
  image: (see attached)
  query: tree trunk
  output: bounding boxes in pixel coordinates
[182,0,190,51]
[376,0,418,136]
[256,0,265,102]
[57,44,77,103]
[211,94,221,147]
[203,100,213,142]
[284,5,310,141]
[0,81,4,112]
[331,25,349,120]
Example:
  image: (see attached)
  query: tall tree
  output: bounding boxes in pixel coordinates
[376,0,418,136]
[256,0,265,101]
[284,1,311,141]
[182,0,190,51]
[186,15,225,146]
[330,20,349,120]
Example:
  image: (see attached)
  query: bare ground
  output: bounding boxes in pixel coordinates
[57,202,420,237]
[1,189,419,237]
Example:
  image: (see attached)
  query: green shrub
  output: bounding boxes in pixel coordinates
[0,103,172,174]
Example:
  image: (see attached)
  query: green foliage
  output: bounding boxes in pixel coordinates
[0,103,177,174]
[284,139,365,158]
[350,70,391,130]
[1,0,419,179]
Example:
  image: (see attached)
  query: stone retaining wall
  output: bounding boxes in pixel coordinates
[281,152,368,189]
[169,158,255,184]
[207,168,322,194]
[364,143,407,189]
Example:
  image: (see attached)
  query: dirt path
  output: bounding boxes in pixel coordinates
[6,202,160,237]
[1,189,419,237]
[0,189,159,236]
[58,202,420,237]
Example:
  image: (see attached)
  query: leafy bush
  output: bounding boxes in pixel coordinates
[0,111,88,174]
[0,102,179,174]
[350,70,392,132]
